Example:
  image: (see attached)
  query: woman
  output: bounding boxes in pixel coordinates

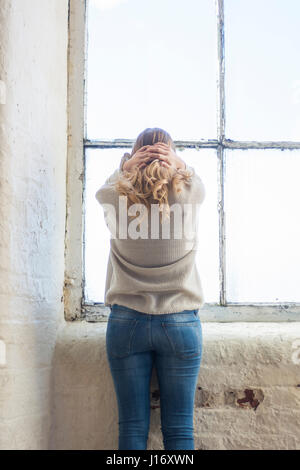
[95,128,206,450]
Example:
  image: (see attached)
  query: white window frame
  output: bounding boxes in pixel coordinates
[64,0,300,322]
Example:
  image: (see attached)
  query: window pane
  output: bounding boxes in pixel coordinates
[182,148,219,303]
[86,0,217,140]
[85,149,122,303]
[225,0,300,141]
[225,149,300,302]
[85,148,219,303]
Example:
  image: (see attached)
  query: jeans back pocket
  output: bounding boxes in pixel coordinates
[162,320,202,360]
[106,316,138,359]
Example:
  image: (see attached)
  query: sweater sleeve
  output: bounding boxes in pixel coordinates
[119,152,132,171]
[184,164,206,205]
[95,168,120,205]
[95,151,132,205]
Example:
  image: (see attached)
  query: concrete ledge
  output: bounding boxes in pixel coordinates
[50,321,300,450]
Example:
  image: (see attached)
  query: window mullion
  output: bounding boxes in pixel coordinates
[217,145,226,305]
[216,0,226,305]
[216,0,225,142]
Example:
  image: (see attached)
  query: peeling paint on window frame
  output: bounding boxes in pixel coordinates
[65,0,300,322]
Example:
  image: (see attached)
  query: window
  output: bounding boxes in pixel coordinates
[65,0,300,322]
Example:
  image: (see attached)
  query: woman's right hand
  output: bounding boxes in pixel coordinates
[123,146,152,172]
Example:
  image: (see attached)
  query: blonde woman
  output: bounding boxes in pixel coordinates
[95,128,206,450]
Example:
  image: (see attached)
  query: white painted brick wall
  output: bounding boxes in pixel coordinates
[0,0,68,450]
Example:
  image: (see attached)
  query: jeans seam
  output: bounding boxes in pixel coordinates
[162,322,201,359]
[128,319,138,356]
[108,318,138,358]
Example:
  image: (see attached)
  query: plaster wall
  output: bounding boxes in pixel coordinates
[51,321,300,450]
[0,0,68,449]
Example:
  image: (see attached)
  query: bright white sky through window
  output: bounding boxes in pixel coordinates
[85,0,300,305]
[225,0,300,140]
[86,0,217,140]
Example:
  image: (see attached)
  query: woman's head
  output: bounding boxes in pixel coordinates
[130,127,176,157]
[114,127,193,224]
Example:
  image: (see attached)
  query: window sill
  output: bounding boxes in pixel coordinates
[82,303,300,323]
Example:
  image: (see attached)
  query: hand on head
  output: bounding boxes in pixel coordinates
[124,142,185,172]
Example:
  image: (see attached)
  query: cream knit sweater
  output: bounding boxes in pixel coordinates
[95,156,206,314]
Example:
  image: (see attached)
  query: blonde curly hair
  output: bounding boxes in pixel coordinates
[113,128,194,225]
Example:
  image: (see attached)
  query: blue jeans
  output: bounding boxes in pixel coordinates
[106,303,203,450]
